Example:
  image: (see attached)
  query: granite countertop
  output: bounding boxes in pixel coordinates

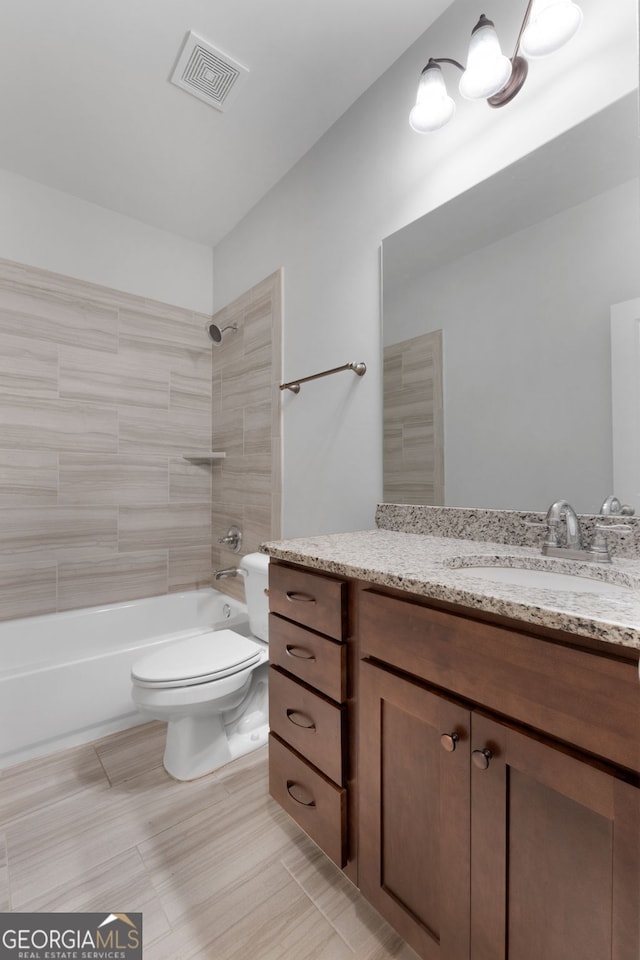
[263,529,640,652]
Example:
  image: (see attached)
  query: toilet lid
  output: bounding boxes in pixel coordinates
[131,629,263,688]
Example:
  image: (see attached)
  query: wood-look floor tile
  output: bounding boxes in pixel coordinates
[94,721,166,785]
[0,744,109,828]
[16,847,171,947]
[6,764,228,907]
[0,832,9,911]
[282,840,400,957]
[143,859,354,960]
[138,786,301,927]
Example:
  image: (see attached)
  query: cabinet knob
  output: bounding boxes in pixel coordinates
[440,732,459,753]
[472,748,493,770]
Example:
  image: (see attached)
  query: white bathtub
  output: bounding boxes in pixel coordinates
[0,589,249,769]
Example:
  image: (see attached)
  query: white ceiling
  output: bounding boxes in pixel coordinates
[0,0,452,247]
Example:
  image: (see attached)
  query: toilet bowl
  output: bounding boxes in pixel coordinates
[131,552,270,780]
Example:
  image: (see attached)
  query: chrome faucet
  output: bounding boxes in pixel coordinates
[543,499,583,556]
[214,567,246,580]
[538,499,631,563]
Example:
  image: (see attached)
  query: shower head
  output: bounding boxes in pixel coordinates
[206,322,238,343]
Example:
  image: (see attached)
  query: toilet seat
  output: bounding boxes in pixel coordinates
[132,629,263,689]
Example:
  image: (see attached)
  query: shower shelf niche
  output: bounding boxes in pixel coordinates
[182,452,226,461]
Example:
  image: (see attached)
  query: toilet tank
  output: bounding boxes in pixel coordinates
[239,552,270,641]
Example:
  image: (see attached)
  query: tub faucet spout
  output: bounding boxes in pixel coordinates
[214,567,246,580]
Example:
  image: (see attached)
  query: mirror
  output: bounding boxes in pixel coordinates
[382,92,640,514]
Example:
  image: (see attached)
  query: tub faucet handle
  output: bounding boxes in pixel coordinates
[217,525,242,553]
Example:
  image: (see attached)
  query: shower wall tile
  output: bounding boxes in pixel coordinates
[0,506,118,555]
[118,503,212,553]
[168,546,214,593]
[169,371,211,412]
[59,454,169,506]
[0,257,214,619]
[0,398,118,453]
[0,282,118,353]
[119,407,210,456]
[0,555,58,621]
[211,270,283,601]
[169,459,212,502]
[244,402,272,456]
[57,552,168,612]
[59,345,169,409]
[0,451,58,505]
[0,333,58,398]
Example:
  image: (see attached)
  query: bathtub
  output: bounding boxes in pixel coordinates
[0,589,249,769]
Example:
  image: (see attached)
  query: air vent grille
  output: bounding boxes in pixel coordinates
[171,32,249,112]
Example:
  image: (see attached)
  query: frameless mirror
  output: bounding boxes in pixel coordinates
[382,92,640,513]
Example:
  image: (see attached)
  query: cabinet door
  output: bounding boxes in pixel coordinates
[471,713,640,960]
[359,660,471,960]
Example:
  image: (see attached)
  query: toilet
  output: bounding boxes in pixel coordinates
[131,552,270,781]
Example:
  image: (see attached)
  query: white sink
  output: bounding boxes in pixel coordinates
[451,565,634,597]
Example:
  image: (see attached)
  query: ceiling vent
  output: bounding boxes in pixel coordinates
[170,32,249,112]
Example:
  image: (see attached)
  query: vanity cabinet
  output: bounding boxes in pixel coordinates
[358,587,640,960]
[267,560,354,873]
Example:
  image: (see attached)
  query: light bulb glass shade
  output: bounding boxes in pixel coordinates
[459,17,513,100]
[520,0,583,58]
[409,63,456,133]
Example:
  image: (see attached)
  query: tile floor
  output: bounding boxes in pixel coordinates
[0,722,418,959]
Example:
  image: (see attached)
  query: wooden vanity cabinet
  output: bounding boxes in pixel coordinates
[358,586,640,960]
[267,560,355,876]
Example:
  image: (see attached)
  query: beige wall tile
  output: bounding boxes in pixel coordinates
[119,407,210,456]
[0,397,118,453]
[57,552,168,611]
[0,506,117,555]
[59,454,168,505]
[0,281,118,353]
[170,371,211,412]
[168,545,214,592]
[59,344,169,408]
[169,458,212,502]
[118,503,211,552]
[0,555,57,620]
[0,332,58,398]
[0,450,58,505]
[0,259,283,616]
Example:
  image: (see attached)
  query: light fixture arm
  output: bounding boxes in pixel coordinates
[410,1,583,130]
[425,56,465,73]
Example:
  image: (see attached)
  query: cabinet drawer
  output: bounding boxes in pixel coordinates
[269,667,345,784]
[269,563,347,640]
[269,613,346,702]
[269,733,347,867]
[359,588,640,774]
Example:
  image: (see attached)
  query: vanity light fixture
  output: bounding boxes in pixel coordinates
[409,0,583,133]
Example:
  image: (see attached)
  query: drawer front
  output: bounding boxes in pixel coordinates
[269,562,347,640]
[359,587,640,774]
[269,613,346,702]
[269,667,345,784]
[269,733,347,867]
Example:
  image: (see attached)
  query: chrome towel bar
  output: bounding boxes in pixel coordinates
[280,361,366,394]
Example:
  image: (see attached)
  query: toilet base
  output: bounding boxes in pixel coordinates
[162,665,269,781]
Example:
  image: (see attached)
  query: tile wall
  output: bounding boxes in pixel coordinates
[0,259,246,620]
[210,271,283,601]
[383,329,444,505]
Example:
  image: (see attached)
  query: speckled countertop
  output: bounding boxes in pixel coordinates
[263,528,640,653]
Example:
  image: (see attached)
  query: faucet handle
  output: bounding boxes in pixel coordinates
[524,517,560,548]
[591,523,633,561]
